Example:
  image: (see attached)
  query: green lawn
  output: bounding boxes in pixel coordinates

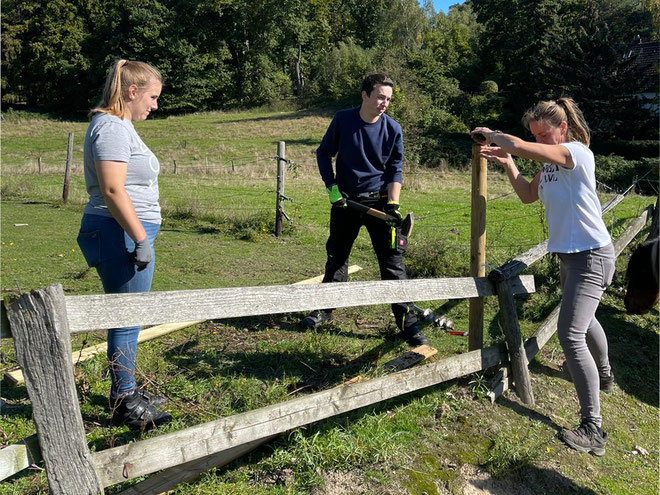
[1,109,657,495]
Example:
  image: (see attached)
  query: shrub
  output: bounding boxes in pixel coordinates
[591,139,659,160]
[595,155,659,194]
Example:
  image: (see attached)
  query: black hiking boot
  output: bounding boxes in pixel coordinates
[111,390,172,431]
[135,387,168,408]
[301,310,332,328]
[400,325,430,347]
[560,420,607,456]
[560,360,615,393]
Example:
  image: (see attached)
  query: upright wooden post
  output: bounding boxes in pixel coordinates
[275,141,286,237]
[173,160,177,175]
[494,279,535,405]
[62,133,73,203]
[6,284,103,494]
[38,156,42,174]
[469,143,487,350]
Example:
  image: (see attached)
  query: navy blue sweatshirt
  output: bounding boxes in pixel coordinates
[316,108,404,196]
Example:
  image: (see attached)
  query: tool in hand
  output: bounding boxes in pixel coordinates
[345,199,414,237]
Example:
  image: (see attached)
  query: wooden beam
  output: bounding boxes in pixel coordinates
[4,320,204,387]
[0,435,41,482]
[493,279,535,405]
[469,143,487,350]
[613,204,654,257]
[293,265,362,285]
[65,275,535,334]
[7,285,103,494]
[116,344,438,494]
[92,344,506,487]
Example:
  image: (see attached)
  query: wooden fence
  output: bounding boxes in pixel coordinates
[1,195,655,493]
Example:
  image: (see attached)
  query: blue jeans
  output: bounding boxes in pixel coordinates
[77,214,160,398]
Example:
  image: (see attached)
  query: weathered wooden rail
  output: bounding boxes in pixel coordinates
[3,273,535,494]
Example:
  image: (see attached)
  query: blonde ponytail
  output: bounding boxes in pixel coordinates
[522,97,591,147]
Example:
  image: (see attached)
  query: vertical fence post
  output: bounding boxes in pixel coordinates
[493,279,535,405]
[38,156,42,174]
[275,141,286,237]
[6,284,104,494]
[231,160,235,173]
[468,143,487,350]
[173,160,177,175]
[62,133,73,204]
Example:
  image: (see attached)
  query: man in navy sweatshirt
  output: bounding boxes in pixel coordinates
[301,73,429,347]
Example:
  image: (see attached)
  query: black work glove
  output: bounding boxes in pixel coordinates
[131,237,152,271]
[384,202,402,227]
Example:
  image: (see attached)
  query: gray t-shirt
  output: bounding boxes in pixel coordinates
[83,113,161,223]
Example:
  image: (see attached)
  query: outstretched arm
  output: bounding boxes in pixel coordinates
[477,146,540,204]
[471,127,574,169]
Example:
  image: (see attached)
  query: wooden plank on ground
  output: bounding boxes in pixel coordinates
[3,320,203,387]
[382,345,437,372]
[118,344,436,494]
[92,343,506,487]
[293,265,362,285]
[66,275,535,333]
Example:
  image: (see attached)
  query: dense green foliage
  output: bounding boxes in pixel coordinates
[3,0,658,167]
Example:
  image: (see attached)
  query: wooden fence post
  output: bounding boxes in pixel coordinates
[493,279,535,405]
[275,141,286,237]
[469,143,487,350]
[62,133,73,203]
[173,159,177,175]
[6,284,103,494]
[38,156,42,174]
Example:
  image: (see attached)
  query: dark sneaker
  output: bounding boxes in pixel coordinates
[560,420,607,456]
[135,387,168,408]
[561,360,614,394]
[400,326,430,347]
[301,310,332,328]
[111,390,172,431]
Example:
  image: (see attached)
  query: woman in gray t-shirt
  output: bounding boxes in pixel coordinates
[77,59,171,430]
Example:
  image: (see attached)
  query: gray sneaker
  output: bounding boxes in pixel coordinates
[560,361,614,394]
[301,310,332,328]
[560,420,607,456]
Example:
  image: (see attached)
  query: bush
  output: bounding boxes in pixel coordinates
[406,237,469,279]
[591,139,659,160]
[595,155,659,194]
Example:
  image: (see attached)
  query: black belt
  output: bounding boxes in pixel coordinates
[353,190,386,199]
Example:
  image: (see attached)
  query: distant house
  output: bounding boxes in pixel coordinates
[624,39,659,113]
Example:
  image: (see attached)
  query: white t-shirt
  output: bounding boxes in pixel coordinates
[537,142,611,253]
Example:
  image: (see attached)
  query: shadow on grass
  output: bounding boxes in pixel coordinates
[496,396,562,434]
[482,464,600,495]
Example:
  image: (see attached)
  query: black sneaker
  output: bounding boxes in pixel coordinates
[400,325,430,347]
[111,390,172,431]
[560,360,614,394]
[560,420,607,456]
[301,310,332,328]
[135,387,168,408]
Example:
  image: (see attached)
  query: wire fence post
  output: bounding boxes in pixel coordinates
[173,160,177,175]
[62,133,73,204]
[38,156,42,174]
[469,143,487,350]
[275,141,286,237]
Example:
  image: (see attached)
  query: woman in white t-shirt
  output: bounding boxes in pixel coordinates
[471,98,615,457]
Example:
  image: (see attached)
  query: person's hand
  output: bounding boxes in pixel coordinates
[470,127,500,145]
[131,237,152,271]
[327,184,347,208]
[384,202,402,227]
[478,146,514,167]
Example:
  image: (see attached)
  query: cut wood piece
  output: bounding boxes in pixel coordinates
[66,275,535,333]
[487,366,511,403]
[3,320,204,387]
[293,265,362,285]
[382,345,437,372]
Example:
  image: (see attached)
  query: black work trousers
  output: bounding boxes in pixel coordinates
[321,197,418,332]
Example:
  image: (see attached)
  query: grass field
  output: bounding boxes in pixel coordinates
[1,109,658,494]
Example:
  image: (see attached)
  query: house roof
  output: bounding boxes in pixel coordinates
[626,41,659,83]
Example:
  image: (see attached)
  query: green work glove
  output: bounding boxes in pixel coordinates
[384,201,402,227]
[327,184,346,208]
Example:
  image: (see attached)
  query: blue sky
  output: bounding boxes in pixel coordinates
[428,0,465,14]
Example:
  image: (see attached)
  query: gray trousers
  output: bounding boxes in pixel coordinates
[557,243,615,427]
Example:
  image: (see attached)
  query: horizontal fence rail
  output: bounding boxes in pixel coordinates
[62,276,535,333]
